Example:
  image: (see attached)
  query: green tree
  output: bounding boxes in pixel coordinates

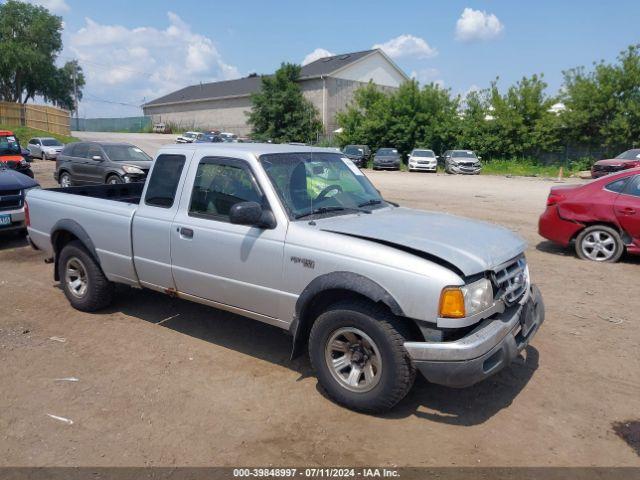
[248,63,322,143]
[336,80,459,157]
[0,0,83,110]
[561,44,640,153]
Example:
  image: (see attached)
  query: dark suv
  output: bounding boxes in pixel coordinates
[55,142,153,187]
[342,144,371,167]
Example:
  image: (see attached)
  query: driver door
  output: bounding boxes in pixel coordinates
[170,155,288,320]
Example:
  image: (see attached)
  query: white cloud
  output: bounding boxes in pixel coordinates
[66,12,240,116]
[373,34,437,59]
[455,8,504,42]
[302,48,335,66]
[24,0,69,13]
[410,68,444,87]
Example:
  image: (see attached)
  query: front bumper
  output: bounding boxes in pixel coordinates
[409,161,437,171]
[0,207,26,232]
[450,163,482,174]
[373,161,400,169]
[404,285,544,388]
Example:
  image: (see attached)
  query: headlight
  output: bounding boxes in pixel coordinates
[439,278,493,318]
[122,165,145,174]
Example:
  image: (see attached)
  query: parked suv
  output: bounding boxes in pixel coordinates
[55,142,153,187]
[443,150,482,175]
[27,137,64,160]
[343,145,370,168]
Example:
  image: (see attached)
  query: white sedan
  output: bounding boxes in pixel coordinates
[408,149,437,172]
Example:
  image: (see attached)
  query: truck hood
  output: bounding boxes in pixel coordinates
[315,207,526,276]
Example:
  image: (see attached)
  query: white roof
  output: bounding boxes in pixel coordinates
[158,142,342,158]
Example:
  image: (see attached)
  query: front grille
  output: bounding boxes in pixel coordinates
[593,164,624,173]
[0,189,23,211]
[493,256,528,304]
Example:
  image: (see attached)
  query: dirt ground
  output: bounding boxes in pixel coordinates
[1,133,638,467]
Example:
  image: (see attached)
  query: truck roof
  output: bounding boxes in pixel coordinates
[0,130,15,136]
[159,142,343,157]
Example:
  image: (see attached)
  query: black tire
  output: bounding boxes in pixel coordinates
[106,174,123,185]
[59,171,73,188]
[575,225,624,263]
[57,240,114,311]
[308,299,416,413]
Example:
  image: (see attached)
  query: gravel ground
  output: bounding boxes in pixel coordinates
[1,133,638,467]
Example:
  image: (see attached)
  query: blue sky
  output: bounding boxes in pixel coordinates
[24,0,640,117]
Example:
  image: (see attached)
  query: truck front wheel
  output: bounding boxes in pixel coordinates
[58,240,114,311]
[309,300,415,413]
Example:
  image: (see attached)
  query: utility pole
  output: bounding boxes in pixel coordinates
[72,63,79,129]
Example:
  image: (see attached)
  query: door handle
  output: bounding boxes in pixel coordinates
[178,227,194,239]
[617,207,636,215]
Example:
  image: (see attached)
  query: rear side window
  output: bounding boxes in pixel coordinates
[605,178,629,193]
[144,154,186,208]
[623,176,640,197]
[62,144,75,156]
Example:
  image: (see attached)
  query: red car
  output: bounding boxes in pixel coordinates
[539,168,640,262]
[591,149,640,178]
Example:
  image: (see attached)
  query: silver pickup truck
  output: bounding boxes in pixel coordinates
[26,143,544,412]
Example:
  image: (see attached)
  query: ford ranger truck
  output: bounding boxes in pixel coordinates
[26,144,545,413]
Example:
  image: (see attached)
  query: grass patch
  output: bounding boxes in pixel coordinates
[0,124,80,146]
[481,158,583,177]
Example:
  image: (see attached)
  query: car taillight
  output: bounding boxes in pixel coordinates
[24,200,30,227]
[547,192,565,206]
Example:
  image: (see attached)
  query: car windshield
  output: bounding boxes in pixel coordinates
[42,139,63,146]
[0,135,21,155]
[452,150,477,158]
[102,145,152,162]
[260,152,385,219]
[615,149,640,160]
[185,132,197,138]
[413,150,435,157]
[344,146,364,155]
[377,148,398,156]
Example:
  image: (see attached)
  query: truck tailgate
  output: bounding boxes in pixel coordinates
[27,189,139,286]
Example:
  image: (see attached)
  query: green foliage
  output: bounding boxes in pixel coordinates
[337,43,640,170]
[336,80,459,157]
[0,1,84,110]
[0,124,79,145]
[248,63,322,143]
[560,44,640,154]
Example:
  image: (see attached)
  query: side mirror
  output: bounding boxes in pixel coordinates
[229,201,276,229]
[477,156,482,160]
[92,155,103,161]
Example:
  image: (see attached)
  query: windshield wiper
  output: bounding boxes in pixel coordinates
[357,199,383,208]
[295,206,347,219]
[295,206,371,219]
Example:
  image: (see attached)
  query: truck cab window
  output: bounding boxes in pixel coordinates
[144,154,186,207]
[189,158,263,221]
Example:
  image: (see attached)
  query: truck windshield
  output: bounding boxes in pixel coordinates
[260,152,385,219]
[0,135,21,155]
[102,145,152,162]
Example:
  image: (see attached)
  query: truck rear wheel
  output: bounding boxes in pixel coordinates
[308,299,415,413]
[58,240,114,311]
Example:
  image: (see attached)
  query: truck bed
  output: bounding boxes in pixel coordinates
[26,183,143,287]
[47,182,144,204]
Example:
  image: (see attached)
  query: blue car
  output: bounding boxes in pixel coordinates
[0,166,39,235]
